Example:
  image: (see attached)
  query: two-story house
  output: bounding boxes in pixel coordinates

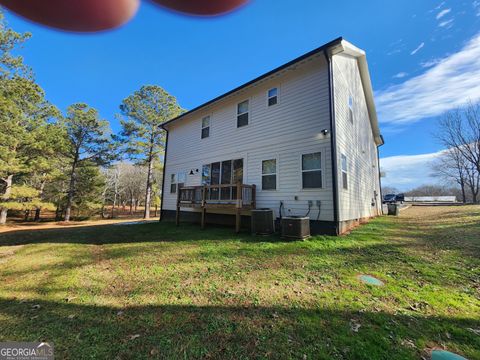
[160,37,384,235]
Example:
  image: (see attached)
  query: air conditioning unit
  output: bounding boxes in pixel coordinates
[281,216,310,240]
[251,209,275,235]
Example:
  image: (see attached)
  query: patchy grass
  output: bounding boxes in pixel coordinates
[0,206,479,359]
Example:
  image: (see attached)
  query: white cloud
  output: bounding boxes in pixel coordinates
[439,19,454,28]
[436,8,451,19]
[376,33,480,124]
[393,72,408,79]
[420,58,442,68]
[435,1,446,10]
[380,151,444,190]
[410,42,425,55]
[474,0,480,15]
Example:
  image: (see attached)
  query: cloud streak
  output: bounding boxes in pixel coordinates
[393,72,408,79]
[436,8,451,19]
[376,33,480,124]
[410,42,425,55]
[380,151,443,190]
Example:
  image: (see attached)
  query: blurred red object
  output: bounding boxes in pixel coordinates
[0,0,248,32]
[152,0,247,15]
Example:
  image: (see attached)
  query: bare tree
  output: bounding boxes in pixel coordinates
[381,186,400,195]
[436,102,480,203]
[437,102,480,173]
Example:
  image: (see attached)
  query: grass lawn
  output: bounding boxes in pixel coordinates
[0,206,479,359]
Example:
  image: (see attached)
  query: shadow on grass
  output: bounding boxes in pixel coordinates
[0,298,478,360]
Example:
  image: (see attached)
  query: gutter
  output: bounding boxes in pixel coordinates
[159,127,169,222]
[324,50,340,233]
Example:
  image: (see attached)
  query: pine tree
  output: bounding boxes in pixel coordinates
[119,85,183,219]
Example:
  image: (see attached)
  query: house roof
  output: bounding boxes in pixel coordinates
[161,37,383,146]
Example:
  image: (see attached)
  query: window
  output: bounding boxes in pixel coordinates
[201,115,210,139]
[348,95,354,123]
[221,160,232,199]
[302,152,322,188]
[267,88,278,106]
[262,159,277,190]
[202,159,244,200]
[237,100,249,127]
[170,174,177,194]
[341,154,348,190]
[177,172,186,191]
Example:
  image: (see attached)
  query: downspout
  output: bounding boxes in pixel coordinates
[324,50,340,234]
[159,127,169,222]
[376,134,385,214]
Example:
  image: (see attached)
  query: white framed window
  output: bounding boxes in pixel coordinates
[262,159,277,190]
[201,115,210,139]
[237,100,249,128]
[348,95,354,123]
[177,172,186,190]
[302,152,322,189]
[170,174,177,194]
[267,87,278,107]
[341,154,348,190]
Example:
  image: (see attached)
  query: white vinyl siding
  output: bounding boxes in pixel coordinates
[333,53,382,221]
[163,56,334,221]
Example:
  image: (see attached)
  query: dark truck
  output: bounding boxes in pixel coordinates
[383,193,405,204]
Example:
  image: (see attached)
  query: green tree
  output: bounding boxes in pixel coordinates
[119,85,183,219]
[0,10,31,78]
[62,103,115,222]
[0,77,61,224]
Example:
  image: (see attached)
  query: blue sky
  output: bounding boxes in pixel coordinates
[4,0,480,190]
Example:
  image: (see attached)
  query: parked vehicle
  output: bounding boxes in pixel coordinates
[383,194,396,203]
[396,193,405,203]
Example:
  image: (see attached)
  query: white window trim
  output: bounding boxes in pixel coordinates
[299,151,326,191]
[201,114,212,139]
[236,99,250,128]
[261,156,279,191]
[267,86,280,107]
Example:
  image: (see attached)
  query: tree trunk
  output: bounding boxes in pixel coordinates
[34,208,41,222]
[65,160,78,222]
[460,179,466,203]
[154,205,157,217]
[34,179,47,222]
[0,175,14,225]
[24,210,30,221]
[144,146,154,219]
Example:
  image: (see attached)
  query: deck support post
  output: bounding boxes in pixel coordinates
[201,186,206,229]
[176,188,181,226]
[235,181,242,233]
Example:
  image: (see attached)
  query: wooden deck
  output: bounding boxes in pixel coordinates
[176,183,256,233]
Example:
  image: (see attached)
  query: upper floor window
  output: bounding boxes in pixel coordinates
[237,100,249,127]
[262,159,277,190]
[302,152,322,189]
[268,88,278,106]
[201,115,210,139]
[341,154,348,190]
[348,95,354,123]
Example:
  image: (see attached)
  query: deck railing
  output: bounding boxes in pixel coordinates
[176,182,256,232]
[178,183,256,208]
